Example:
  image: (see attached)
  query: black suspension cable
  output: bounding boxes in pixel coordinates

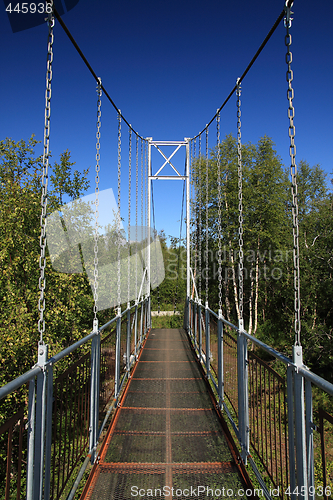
[52,7,145,140]
[192,2,293,140]
[52,2,294,144]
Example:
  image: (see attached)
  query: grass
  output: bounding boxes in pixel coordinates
[151,314,184,329]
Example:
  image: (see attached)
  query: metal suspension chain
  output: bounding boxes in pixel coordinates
[285,3,301,346]
[117,111,122,311]
[205,127,209,304]
[237,79,244,326]
[135,135,139,300]
[198,134,202,301]
[93,78,102,323]
[216,111,223,313]
[38,9,54,344]
[128,127,132,306]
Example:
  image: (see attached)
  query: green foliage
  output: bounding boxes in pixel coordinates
[0,136,105,496]
[0,137,102,408]
[192,134,333,380]
[150,230,187,312]
[49,149,90,209]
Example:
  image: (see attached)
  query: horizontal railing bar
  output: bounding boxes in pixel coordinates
[201,298,333,397]
[222,402,240,440]
[97,399,117,442]
[66,455,91,500]
[298,366,333,397]
[248,456,273,500]
[0,407,25,435]
[49,301,143,365]
[196,303,239,332]
[207,307,218,319]
[117,371,128,396]
[193,299,291,364]
[241,330,292,366]
[0,366,41,401]
[210,377,218,393]
[50,331,97,365]
[99,301,142,332]
[0,305,142,398]
[98,315,118,333]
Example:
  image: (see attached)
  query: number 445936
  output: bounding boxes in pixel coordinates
[285,486,332,496]
[6,3,53,14]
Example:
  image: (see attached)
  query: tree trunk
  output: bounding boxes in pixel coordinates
[229,240,240,321]
[223,277,231,322]
[312,293,317,330]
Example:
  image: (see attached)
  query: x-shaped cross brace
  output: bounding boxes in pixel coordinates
[153,144,182,177]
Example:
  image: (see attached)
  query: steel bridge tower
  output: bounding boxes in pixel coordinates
[147,138,191,310]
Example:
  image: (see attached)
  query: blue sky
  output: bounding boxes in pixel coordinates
[1,0,332,243]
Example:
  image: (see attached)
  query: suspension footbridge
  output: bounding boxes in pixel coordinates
[1,2,333,500]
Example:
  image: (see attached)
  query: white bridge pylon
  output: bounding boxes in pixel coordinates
[147,138,191,299]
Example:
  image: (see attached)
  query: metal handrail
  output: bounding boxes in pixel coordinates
[0,299,145,401]
[0,366,41,402]
[194,298,333,393]
[188,296,333,500]
[0,296,150,500]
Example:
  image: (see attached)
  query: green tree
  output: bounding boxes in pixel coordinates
[0,137,94,394]
[150,231,187,312]
[191,134,333,377]
[49,149,90,208]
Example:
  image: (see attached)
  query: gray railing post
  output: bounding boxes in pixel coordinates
[184,297,191,336]
[217,310,224,408]
[33,344,48,500]
[293,345,308,499]
[287,364,297,500]
[194,301,197,348]
[198,300,202,363]
[134,301,138,358]
[140,299,144,346]
[148,295,151,332]
[115,310,122,400]
[27,378,36,500]
[306,379,315,500]
[126,304,131,374]
[145,296,149,335]
[237,322,249,464]
[44,362,54,500]
[89,319,100,464]
[189,297,191,334]
[184,296,189,332]
[205,302,210,379]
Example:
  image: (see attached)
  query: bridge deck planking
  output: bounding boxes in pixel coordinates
[80,328,254,500]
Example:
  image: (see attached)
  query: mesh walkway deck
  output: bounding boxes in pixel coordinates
[81,328,253,500]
